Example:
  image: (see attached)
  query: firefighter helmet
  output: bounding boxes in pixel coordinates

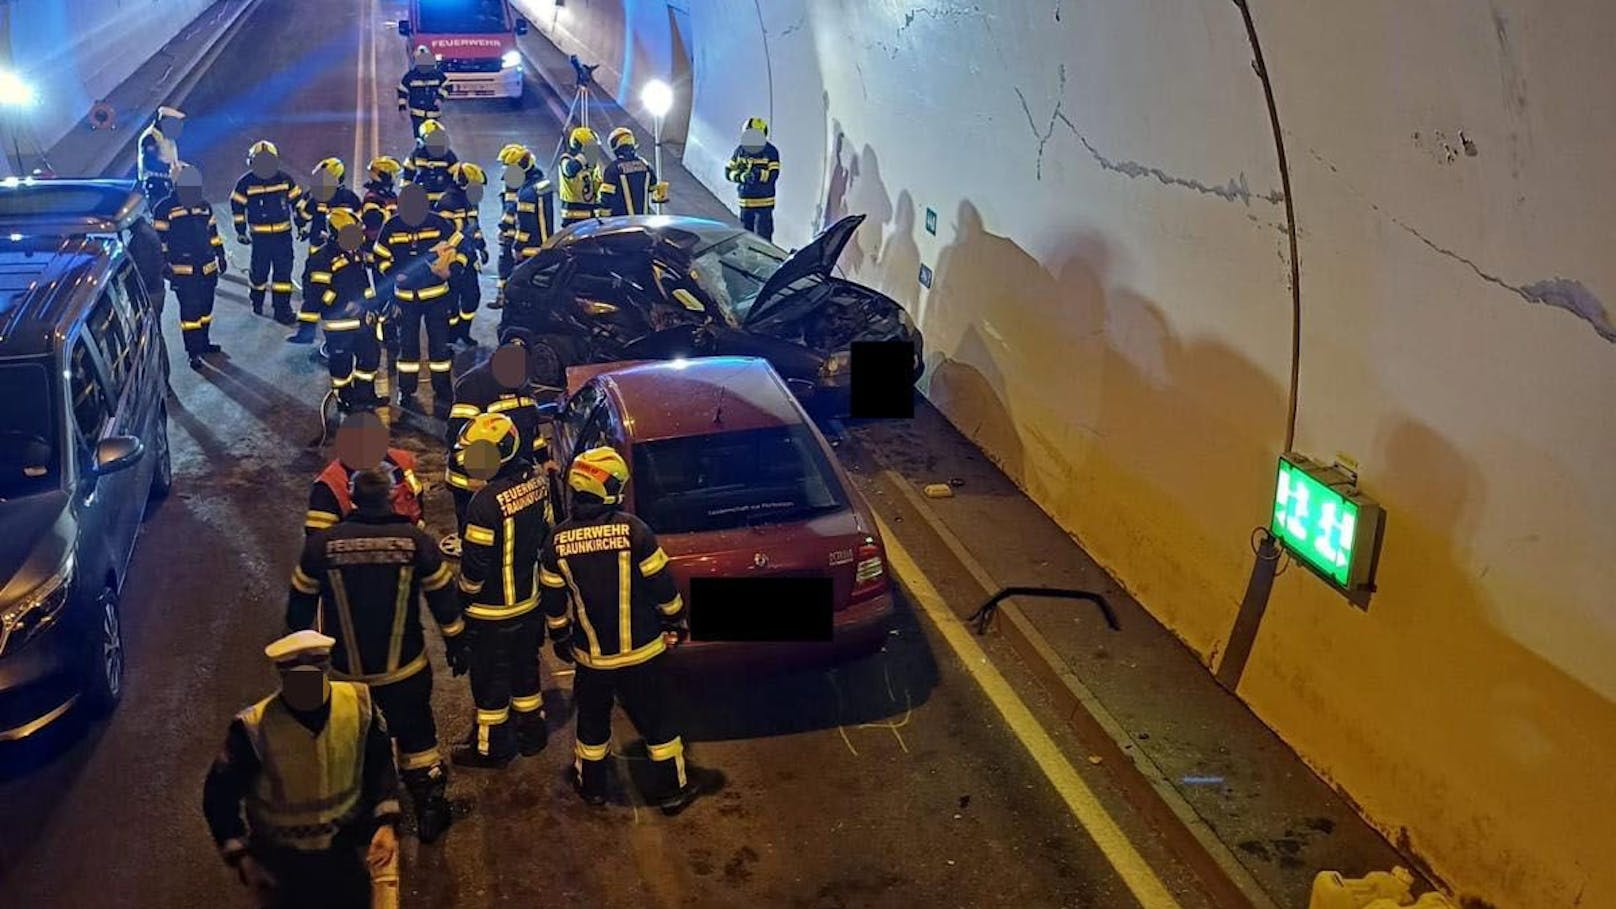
[607,127,637,153]
[567,446,629,505]
[326,208,361,232]
[567,126,597,154]
[312,157,345,183]
[246,139,279,162]
[742,117,769,136]
[498,143,533,168]
[367,155,402,181]
[450,161,486,187]
[418,118,446,141]
[457,413,521,465]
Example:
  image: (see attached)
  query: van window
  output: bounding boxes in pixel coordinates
[116,262,152,335]
[87,291,132,393]
[69,338,111,443]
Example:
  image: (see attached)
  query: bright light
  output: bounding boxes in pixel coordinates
[501,50,522,69]
[670,357,690,370]
[0,70,33,107]
[641,79,673,118]
[7,233,21,241]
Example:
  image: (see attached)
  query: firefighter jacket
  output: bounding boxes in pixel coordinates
[152,195,227,278]
[557,153,601,217]
[306,449,424,534]
[373,212,465,302]
[397,66,450,118]
[725,143,780,208]
[508,176,556,257]
[302,241,338,297]
[229,171,303,238]
[539,504,684,670]
[434,185,486,260]
[294,186,363,245]
[312,250,381,327]
[457,463,553,622]
[599,154,663,217]
[445,363,551,495]
[288,508,464,686]
[403,145,459,202]
[497,184,519,247]
[361,184,398,245]
[203,682,401,860]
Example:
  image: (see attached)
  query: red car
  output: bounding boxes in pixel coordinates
[549,356,894,671]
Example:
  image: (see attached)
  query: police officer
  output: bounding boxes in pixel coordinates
[441,335,552,556]
[152,163,227,370]
[202,629,402,908]
[557,126,603,225]
[306,411,424,535]
[404,120,459,206]
[541,447,722,812]
[137,106,185,204]
[290,158,364,344]
[231,140,304,324]
[361,156,403,359]
[310,210,389,411]
[725,117,780,241]
[451,413,554,768]
[434,161,489,346]
[397,45,451,137]
[374,183,465,416]
[598,127,668,217]
[288,468,466,844]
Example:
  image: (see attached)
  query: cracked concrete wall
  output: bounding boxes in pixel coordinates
[537,1,1616,905]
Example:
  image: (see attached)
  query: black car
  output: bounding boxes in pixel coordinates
[0,179,173,745]
[500,214,923,410]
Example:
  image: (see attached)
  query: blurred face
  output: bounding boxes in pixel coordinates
[161,117,184,141]
[464,181,484,205]
[415,49,435,70]
[250,150,279,180]
[278,663,330,711]
[175,167,203,206]
[424,131,449,155]
[740,127,766,150]
[491,343,526,390]
[398,185,428,225]
[462,440,502,481]
[336,222,364,253]
[335,415,387,469]
[312,169,338,202]
[502,164,525,190]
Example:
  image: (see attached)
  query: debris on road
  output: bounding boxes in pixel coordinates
[923,483,954,498]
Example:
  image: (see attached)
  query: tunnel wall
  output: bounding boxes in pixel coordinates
[1,0,221,162]
[527,2,1616,905]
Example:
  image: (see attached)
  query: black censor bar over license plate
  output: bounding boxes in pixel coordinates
[849,339,916,419]
[690,577,834,642]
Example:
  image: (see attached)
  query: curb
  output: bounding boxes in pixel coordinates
[861,457,1282,909]
[90,0,266,178]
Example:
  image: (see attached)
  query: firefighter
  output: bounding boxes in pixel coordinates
[598,127,668,217]
[305,411,424,535]
[137,106,185,205]
[152,163,227,370]
[440,336,553,557]
[451,413,554,768]
[506,151,556,267]
[361,156,404,359]
[230,140,303,324]
[540,446,722,812]
[202,629,401,908]
[725,117,780,241]
[403,120,459,206]
[290,158,364,344]
[310,210,389,411]
[491,144,534,307]
[557,126,603,225]
[288,468,465,844]
[374,183,465,415]
[434,161,489,346]
[397,45,451,137]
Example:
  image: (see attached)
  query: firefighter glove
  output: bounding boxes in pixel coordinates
[445,630,471,676]
[661,621,689,648]
[235,232,250,246]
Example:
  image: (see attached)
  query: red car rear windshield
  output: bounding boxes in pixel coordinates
[632,425,846,534]
[417,0,508,33]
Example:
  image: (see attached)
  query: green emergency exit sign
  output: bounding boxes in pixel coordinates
[1270,453,1385,603]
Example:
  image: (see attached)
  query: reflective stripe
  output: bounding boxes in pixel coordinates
[546,612,569,629]
[328,571,365,678]
[421,563,454,591]
[429,360,452,373]
[444,469,487,491]
[272,282,296,292]
[618,551,632,663]
[297,311,321,324]
[511,693,543,713]
[557,559,601,659]
[463,595,540,621]
[395,284,450,301]
[395,361,421,373]
[251,222,294,233]
[738,197,776,208]
[477,707,509,726]
[503,516,517,604]
[648,737,688,788]
[658,594,683,617]
[291,566,320,595]
[487,396,536,413]
[463,525,496,546]
[574,739,610,762]
[539,566,566,589]
[331,650,428,687]
[458,575,483,595]
[449,403,482,418]
[169,260,220,276]
[306,510,339,530]
[570,635,666,670]
[387,566,414,673]
[440,617,465,637]
[639,547,669,577]
[399,747,441,771]
[246,183,292,195]
[322,318,363,332]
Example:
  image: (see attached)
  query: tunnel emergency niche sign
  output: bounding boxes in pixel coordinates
[1270,453,1386,604]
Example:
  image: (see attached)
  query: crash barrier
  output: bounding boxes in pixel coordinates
[966,586,1120,636]
[1309,867,1456,909]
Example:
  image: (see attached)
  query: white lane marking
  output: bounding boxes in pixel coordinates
[875,513,1184,909]
[369,0,382,161]
[352,0,367,186]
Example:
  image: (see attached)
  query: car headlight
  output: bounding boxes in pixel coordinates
[0,552,74,657]
[502,50,523,69]
[819,350,852,379]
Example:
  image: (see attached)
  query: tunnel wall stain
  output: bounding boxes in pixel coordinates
[527,1,1614,906]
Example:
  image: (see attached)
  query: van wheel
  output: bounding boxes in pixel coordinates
[82,586,125,715]
[149,402,172,500]
[529,338,568,387]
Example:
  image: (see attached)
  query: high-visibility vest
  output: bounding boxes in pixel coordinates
[558,154,600,210]
[238,681,373,851]
[315,449,424,526]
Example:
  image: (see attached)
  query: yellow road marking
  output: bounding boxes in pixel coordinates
[875,514,1184,909]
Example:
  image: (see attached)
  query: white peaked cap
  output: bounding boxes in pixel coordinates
[265,629,336,663]
[156,106,186,120]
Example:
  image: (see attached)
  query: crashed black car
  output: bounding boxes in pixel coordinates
[499,214,923,410]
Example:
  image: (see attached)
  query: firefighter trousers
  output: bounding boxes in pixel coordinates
[324,317,381,407]
[465,614,547,759]
[393,296,453,399]
[248,232,296,319]
[253,844,371,909]
[370,265,399,355]
[449,266,479,339]
[496,245,513,296]
[408,112,441,139]
[740,206,775,242]
[173,274,218,355]
[573,655,687,800]
[370,667,440,773]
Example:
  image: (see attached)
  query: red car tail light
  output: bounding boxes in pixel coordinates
[850,536,888,602]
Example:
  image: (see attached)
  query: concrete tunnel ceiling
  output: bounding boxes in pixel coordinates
[514,0,1616,906]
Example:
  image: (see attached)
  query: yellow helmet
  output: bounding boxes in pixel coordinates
[497,143,529,165]
[312,157,345,183]
[742,117,769,136]
[607,127,636,152]
[418,118,446,140]
[450,161,486,186]
[567,126,597,153]
[567,446,629,505]
[367,155,402,180]
[456,413,521,465]
[246,139,279,161]
[326,208,361,233]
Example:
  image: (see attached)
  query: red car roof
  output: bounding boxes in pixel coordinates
[589,357,806,442]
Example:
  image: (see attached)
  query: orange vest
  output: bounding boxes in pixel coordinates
[316,448,424,526]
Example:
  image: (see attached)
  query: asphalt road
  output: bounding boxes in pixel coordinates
[0,1,1213,906]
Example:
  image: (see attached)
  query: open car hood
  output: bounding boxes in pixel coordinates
[744,214,865,326]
